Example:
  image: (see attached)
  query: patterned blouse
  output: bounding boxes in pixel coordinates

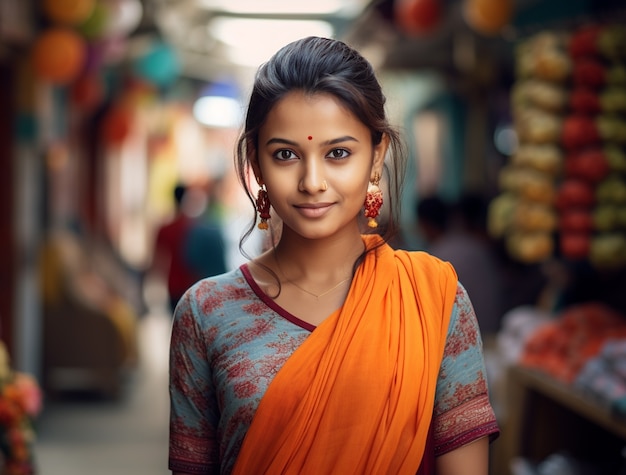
[169,264,499,474]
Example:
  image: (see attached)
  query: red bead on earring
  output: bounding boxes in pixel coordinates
[364,173,383,228]
[256,185,271,230]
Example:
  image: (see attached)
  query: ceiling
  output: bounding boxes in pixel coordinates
[136,0,626,86]
[141,0,373,83]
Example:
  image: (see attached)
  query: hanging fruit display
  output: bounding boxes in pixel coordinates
[489,23,626,269]
[562,23,626,269]
[489,32,570,264]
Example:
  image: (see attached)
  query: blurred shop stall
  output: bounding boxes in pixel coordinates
[25,0,165,402]
[0,0,276,419]
[484,15,626,475]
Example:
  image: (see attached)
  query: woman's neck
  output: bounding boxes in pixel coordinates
[272,229,365,282]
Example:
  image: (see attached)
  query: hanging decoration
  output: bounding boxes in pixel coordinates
[123,79,159,106]
[463,0,513,36]
[100,103,133,146]
[394,0,443,36]
[78,1,110,39]
[102,0,143,38]
[42,0,96,26]
[132,40,181,88]
[71,73,106,112]
[82,42,105,73]
[31,28,87,85]
[88,35,129,68]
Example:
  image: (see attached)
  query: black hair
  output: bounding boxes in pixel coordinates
[173,184,187,207]
[235,36,406,259]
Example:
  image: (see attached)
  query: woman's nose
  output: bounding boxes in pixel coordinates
[299,158,326,193]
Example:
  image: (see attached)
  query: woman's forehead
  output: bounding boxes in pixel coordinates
[261,91,365,137]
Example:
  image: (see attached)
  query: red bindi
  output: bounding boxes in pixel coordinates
[307,136,313,140]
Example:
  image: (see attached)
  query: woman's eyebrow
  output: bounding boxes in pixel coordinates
[265,136,359,146]
[266,137,298,146]
[323,136,359,146]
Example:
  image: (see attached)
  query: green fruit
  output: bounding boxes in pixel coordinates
[593,205,618,232]
[596,176,626,203]
[604,146,626,172]
[590,233,626,268]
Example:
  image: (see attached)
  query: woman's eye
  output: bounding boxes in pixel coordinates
[274,149,297,161]
[327,148,350,160]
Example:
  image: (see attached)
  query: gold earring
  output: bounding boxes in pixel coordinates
[364,173,383,228]
[256,184,271,230]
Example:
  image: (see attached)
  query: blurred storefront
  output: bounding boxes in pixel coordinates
[0,0,253,409]
[1,0,626,473]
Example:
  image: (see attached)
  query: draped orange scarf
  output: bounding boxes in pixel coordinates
[232,235,458,474]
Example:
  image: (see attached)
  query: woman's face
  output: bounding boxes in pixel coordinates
[255,91,387,241]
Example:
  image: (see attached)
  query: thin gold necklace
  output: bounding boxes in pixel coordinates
[287,276,352,299]
[274,253,352,300]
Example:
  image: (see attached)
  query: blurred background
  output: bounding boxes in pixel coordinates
[1,0,626,474]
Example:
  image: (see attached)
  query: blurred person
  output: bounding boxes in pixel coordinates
[169,36,499,475]
[150,183,201,312]
[182,179,228,280]
[416,193,503,335]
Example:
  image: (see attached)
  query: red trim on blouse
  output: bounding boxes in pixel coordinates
[240,264,317,332]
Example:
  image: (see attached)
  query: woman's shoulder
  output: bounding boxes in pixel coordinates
[190,266,246,291]
[393,247,458,280]
[177,266,254,318]
[396,247,448,264]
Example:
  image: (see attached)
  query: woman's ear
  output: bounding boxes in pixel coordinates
[249,147,263,184]
[371,133,389,179]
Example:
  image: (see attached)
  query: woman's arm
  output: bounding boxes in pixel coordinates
[435,436,490,475]
[431,284,499,475]
[169,289,219,474]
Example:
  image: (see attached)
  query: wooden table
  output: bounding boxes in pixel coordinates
[491,365,626,474]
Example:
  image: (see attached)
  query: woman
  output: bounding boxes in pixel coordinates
[169,36,499,474]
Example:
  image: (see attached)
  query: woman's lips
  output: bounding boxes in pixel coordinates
[294,203,334,218]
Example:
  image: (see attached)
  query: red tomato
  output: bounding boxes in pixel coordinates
[560,232,591,260]
[569,88,600,115]
[559,209,594,232]
[555,179,596,210]
[569,25,601,59]
[564,149,610,183]
[561,115,600,150]
[573,58,607,89]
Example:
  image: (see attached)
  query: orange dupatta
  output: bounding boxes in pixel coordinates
[232,235,458,474]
